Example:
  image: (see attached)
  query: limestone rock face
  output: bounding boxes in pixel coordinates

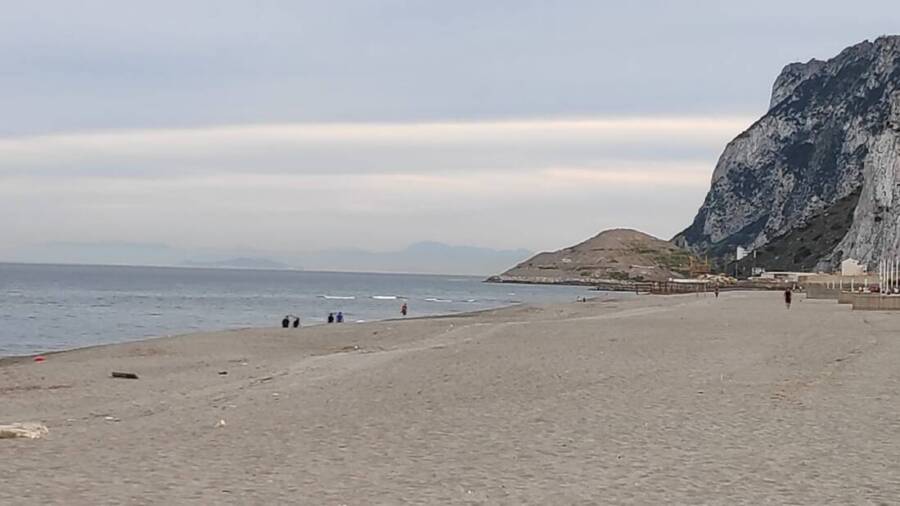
[769,59,826,109]
[675,36,900,270]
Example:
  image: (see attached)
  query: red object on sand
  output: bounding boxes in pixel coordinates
[33,355,46,362]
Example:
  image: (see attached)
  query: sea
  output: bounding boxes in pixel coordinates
[0,263,610,357]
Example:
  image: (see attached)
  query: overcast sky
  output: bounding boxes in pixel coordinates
[2,1,899,259]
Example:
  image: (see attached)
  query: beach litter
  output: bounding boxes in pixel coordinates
[111,371,139,380]
[104,416,121,422]
[0,423,49,440]
[216,419,226,428]
[33,355,46,363]
[218,371,228,375]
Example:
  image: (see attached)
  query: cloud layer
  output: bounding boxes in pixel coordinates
[3,1,897,261]
[0,116,750,254]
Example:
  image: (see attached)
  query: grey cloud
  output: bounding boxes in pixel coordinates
[0,118,748,178]
[2,1,900,135]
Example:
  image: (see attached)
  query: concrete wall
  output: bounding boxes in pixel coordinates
[851,294,900,311]
[838,292,856,304]
[801,274,873,287]
[806,284,841,300]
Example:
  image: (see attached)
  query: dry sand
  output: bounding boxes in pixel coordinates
[2,291,900,504]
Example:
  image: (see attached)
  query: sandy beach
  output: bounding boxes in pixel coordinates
[2,291,900,504]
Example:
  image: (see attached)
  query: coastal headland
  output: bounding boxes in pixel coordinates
[2,291,899,503]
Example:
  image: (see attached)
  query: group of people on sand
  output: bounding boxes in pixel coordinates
[282,303,409,328]
[281,315,300,328]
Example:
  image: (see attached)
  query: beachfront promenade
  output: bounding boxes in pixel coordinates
[2,291,900,504]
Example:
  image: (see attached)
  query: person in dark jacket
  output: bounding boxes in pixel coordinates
[784,288,792,309]
[281,316,290,328]
[327,312,335,324]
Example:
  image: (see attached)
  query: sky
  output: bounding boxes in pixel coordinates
[2,0,899,263]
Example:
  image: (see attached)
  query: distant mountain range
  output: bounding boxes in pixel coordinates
[181,258,294,270]
[295,241,532,275]
[5,241,532,276]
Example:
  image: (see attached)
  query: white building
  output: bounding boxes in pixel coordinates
[841,258,867,276]
[758,271,806,283]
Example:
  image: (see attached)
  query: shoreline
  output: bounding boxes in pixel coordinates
[1,289,616,361]
[1,263,602,360]
[0,298,569,364]
[0,291,663,376]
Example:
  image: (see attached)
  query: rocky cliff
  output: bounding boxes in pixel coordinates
[490,229,697,285]
[674,36,900,271]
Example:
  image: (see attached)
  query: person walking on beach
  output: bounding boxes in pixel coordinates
[281,315,290,328]
[292,317,300,328]
[401,303,408,316]
[327,312,335,324]
[336,311,344,323]
[714,285,720,298]
[784,288,792,309]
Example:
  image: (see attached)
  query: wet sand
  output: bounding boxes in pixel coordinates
[2,291,900,504]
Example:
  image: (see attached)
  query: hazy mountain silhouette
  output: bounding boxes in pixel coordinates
[6,241,531,276]
[294,242,532,275]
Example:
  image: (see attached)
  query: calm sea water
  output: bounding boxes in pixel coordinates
[0,263,609,356]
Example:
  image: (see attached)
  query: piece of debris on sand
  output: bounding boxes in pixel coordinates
[0,423,49,440]
[111,372,139,380]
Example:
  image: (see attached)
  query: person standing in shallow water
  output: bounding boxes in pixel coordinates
[784,288,792,309]
[327,312,335,324]
[401,303,408,316]
[336,311,344,323]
